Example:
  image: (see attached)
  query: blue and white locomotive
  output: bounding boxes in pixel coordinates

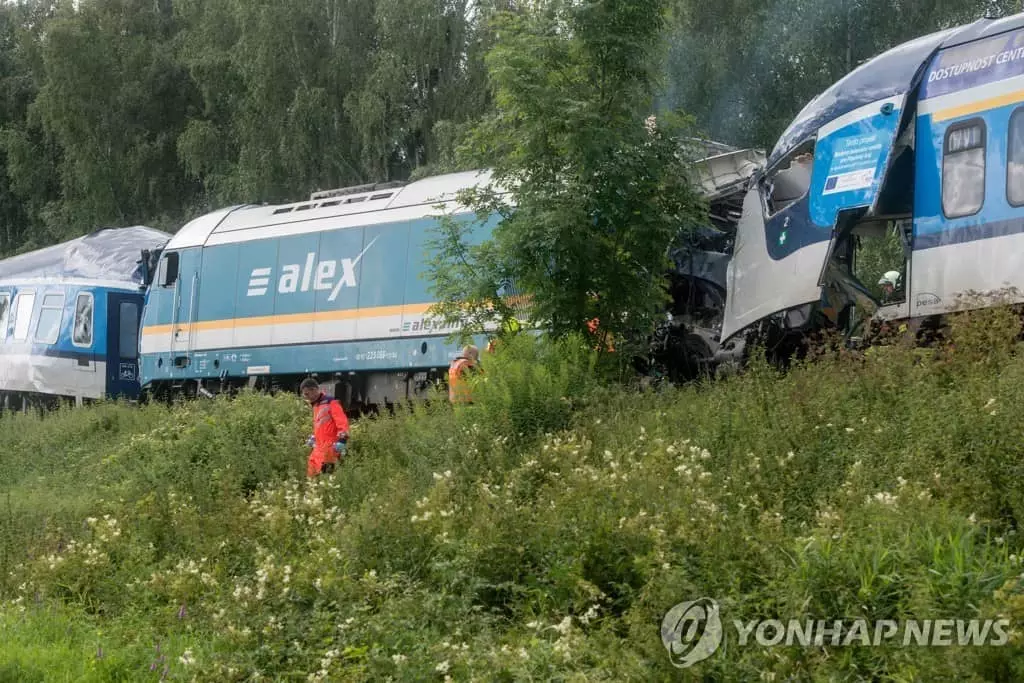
[138,172,503,412]
[719,10,1024,353]
[0,226,171,410]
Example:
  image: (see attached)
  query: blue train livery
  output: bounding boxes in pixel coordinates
[0,226,171,410]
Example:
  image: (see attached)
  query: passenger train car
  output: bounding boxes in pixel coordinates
[0,226,171,411]
[719,10,1024,355]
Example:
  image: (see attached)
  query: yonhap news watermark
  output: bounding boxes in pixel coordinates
[661,598,1012,669]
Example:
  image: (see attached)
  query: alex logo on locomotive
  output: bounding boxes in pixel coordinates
[244,236,379,301]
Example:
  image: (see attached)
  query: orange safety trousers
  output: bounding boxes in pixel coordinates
[307,393,350,477]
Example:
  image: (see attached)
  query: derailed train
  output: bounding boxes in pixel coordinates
[3,10,1024,411]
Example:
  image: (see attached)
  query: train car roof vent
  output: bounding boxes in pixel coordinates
[310,180,406,201]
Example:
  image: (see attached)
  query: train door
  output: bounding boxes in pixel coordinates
[159,249,201,366]
[106,292,142,399]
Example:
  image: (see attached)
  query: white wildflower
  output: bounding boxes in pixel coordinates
[579,604,600,625]
[870,491,898,506]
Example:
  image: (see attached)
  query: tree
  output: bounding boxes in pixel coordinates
[28,0,199,236]
[425,0,709,356]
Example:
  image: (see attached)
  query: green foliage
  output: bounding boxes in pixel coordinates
[427,0,709,356]
[0,314,1023,678]
[0,0,501,255]
[459,331,606,442]
[854,224,906,299]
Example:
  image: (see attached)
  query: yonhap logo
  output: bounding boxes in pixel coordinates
[661,597,724,668]
[246,236,378,301]
[660,597,1010,669]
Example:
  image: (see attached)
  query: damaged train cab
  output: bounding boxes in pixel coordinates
[717,10,1024,360]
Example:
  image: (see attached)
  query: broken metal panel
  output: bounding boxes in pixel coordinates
[720,187,832,341]
[719,54,925,343]
[819,259,879,327]
[717,11,1024,355]
[692,147,767,202]
[671,250,729,291]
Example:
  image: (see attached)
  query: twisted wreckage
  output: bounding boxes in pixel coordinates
[656,11,1024,381]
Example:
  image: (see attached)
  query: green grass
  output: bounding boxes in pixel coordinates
[1,321,1024,680]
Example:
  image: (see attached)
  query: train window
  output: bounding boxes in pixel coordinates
[1008,108,1024,206]
[0,293,8,341]
[761,142,814,217]
[159,251,179,287]
[34,293,64,344]
[942,119,986,218]
[119,302,138,360]
[11,291,34,341]
[72,293,94,347]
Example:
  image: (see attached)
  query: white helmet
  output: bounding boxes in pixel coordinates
[878,270,900,287]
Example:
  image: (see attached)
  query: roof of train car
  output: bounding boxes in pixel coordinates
[0,225,171,287]
[768,11,1024,169]
[163,169,500,252]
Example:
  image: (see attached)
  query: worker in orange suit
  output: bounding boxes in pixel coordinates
[300,377,350,477]
[448,345,481,404]
[587,317,615,352]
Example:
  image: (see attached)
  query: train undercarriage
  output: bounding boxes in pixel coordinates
[143,366,451,418]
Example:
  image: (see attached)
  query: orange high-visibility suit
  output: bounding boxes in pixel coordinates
[307,392,350,476]
[448,357,479,404]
